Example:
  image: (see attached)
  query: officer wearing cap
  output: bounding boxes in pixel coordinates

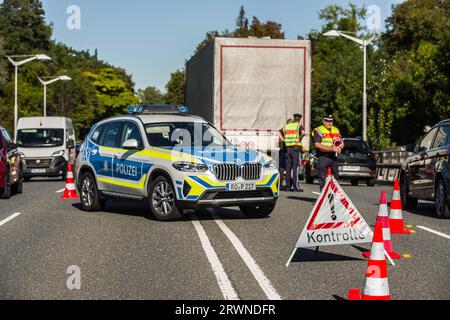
[313,114,344,191]
[282,113,305,192]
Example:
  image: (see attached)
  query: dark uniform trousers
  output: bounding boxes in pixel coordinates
[285,146,301,190]
[318,156,339,191]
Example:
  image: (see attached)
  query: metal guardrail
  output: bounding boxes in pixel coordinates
[373,147,412,182]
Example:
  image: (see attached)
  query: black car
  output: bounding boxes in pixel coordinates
[304,138,377,186]
[400,119,450,219]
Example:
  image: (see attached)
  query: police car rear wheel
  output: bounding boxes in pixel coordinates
[239,204,275,218]
[149,176,182,221]
[80,172,104,212]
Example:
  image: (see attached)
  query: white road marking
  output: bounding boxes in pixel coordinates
[0,212,22,227]
[208,209,282,300]
[56,188,66,194]
[191,215,239,300]
[417,226,450,240]
[312,192,321,196]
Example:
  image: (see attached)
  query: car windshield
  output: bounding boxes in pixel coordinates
[17,129,64,148]
[342,140,370,154]
[145,122,231,148]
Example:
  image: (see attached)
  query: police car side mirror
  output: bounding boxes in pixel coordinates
[122,139,140,150]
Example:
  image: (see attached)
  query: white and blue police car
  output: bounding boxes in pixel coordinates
[75,105,280,221]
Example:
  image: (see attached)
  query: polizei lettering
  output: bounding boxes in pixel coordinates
[116,163,138,177]
[306,229,367,244]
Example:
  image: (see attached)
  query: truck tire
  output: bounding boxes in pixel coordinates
[239,204,275,218]
[0,167,11,199]
[149,176,182,221]
[80,171,105,212]
[435,179,450,219]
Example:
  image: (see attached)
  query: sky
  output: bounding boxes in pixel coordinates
[41,0,404,92]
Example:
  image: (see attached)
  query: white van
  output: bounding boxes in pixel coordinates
[16,117,76,181]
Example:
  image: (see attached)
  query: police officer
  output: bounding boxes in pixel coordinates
[313,114,344,191]
[283,114,305,192]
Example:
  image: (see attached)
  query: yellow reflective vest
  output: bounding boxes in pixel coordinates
[284,123,302,147]
[314,125,341,147]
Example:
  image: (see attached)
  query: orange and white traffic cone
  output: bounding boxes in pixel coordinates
[361,221,391,300]
[62,163,79,200]
[390,180,412,234]
[363,191,401,259]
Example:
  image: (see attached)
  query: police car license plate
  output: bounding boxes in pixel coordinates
[343,166,360,172]
[31,169,46,174]
[226,183,257,192]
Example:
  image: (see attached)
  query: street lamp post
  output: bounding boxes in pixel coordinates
[38,76,72,117]
[6,54,52,139]
[323,30,375,141]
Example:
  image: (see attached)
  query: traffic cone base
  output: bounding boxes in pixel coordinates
[390,219,412,234]
[348,288,361,300]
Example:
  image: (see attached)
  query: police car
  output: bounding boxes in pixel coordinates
[75,105,280,221]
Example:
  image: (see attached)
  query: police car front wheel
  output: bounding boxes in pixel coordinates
[80,172,106,212]
[149,176,182,221]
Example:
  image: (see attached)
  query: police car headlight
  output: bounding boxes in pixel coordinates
[264,160,277,170]
[52,150,65,157]
[172,162,208,172]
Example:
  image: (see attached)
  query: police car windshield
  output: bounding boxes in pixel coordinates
[145,122,231,148]
[17,129,64,148]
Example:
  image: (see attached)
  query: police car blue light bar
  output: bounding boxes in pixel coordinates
[127,104,189,115]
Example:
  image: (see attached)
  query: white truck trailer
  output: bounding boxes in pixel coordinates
[185,37,312,155]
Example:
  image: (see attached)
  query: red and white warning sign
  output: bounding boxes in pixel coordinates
[287,176,373,266]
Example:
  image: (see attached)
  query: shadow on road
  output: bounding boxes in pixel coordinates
[193,207,269,221]
[290,248,365,263]
[286,196,317,203]
[71,201,160,221]
[405,202,437,219]
[71,202,263,222]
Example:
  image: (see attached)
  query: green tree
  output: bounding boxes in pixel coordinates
[0,0,52,54]
[194,6,285,55]
[248,17,285,39]
[164,69,186,105]
[308,4,371,139]
[372,0,450,146]
[137,86,165,104]
[235,6,249,38]
[84,68,138,118]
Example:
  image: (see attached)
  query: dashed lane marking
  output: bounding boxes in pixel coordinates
[208,209,281,300]
[191,215,239,300]
[0,212,22,227]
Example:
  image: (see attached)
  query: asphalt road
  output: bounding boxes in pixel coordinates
[0,178,449,300]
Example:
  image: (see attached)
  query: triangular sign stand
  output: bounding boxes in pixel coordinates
[286,175,374,267]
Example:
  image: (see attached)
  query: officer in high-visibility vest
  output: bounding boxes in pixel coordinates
[313,114,344,191]
[282,114,305,192]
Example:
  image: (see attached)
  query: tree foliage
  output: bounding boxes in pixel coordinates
[164,69,186,105]
[0,0,137,138]
[370,0,450,147]
[308,4,370,138]
[137,86,164,105]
